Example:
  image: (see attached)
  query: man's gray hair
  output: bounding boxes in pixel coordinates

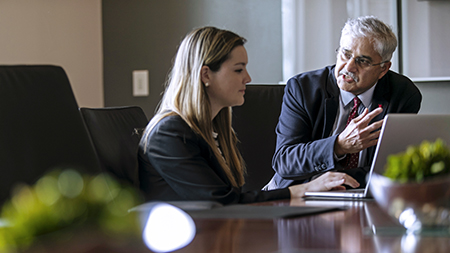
[341,16,397,62]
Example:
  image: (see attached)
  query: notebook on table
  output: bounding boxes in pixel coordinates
[130,200,344,219]
[304,114,450,200]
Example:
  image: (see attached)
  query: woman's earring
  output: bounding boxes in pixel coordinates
[205,82,209,87]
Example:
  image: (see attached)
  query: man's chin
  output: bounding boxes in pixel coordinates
[337,81,355,91]
[338,84,362,96]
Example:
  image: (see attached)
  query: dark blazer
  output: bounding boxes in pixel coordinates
[269,65,422,189]
[138,115,290,205]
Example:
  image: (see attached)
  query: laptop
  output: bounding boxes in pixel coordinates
[304,114,450,200]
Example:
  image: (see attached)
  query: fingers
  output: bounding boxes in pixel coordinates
[353,107,383,126]
[335,107,384,156]
[354,118,383,150]
[366,107,383,120]
[341,108,384,152]
[317,172,360,190]
[354,120,383,148]
[326,178,346,190]
[340,174,360,188]
[299,172,360,197]
[330,185,347,191]
[327,173,359,188]
[366,118,384,132]
[353,108,369,122]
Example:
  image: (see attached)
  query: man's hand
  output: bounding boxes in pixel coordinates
[334,107,384,157]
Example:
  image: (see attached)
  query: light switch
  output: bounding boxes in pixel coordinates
[133,70,149,96]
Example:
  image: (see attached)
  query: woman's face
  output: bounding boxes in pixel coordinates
[205,45,252,117]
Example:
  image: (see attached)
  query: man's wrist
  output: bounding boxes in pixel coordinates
[334,135,346,157]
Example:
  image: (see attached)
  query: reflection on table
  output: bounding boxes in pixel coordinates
[169,199,450,253]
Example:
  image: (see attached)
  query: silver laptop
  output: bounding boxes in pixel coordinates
[304,114,450,199]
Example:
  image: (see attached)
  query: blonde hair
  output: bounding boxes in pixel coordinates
[141,27,246,187]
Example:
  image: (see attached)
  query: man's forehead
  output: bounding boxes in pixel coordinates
[340,35,365,48]
[339,36,380,56]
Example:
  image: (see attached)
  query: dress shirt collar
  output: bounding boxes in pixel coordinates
[340,82,378,109]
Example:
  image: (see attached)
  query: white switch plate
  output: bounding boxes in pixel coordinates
[133,70,149,96]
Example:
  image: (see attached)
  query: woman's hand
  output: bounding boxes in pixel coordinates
[288,172,360,198]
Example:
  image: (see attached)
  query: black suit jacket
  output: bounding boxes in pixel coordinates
[268,65,422,189]
[138,115,290,205]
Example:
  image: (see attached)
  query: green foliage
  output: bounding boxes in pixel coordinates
[384,138,450,183]
[0,169,144,252]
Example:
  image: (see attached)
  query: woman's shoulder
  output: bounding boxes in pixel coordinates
[156,114,186,125]
[152,114,191,133]
[141,113,206,151]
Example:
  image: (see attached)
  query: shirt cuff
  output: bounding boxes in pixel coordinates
[334,152,347,162]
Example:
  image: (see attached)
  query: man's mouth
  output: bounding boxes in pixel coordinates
[343,74,355,82]
[340,72,359,83]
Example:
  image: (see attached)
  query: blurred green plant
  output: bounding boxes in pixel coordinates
[384,138,450,183]
[0,169,143,252]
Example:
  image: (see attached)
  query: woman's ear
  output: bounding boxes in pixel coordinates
[201,66,211,87]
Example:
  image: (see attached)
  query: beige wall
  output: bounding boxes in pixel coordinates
[102,0,282,117]
[0,0,103,107]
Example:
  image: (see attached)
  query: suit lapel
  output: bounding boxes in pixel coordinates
[370,73,391,123]
[365,73,391,165]
[323,67,340,137]
[324,98,339,137]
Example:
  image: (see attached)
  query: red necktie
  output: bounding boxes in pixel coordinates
[345,97,361,169]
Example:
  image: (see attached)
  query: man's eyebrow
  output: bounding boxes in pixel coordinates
[343,49,373,61]
[358,55,373,62]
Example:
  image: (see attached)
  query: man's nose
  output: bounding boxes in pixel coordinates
[345,57,358,72]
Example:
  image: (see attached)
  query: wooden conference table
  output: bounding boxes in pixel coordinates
[173,199,450,253]
[22,198,450,253]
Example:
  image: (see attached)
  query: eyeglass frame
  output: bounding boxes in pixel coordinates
[335,47,389,68]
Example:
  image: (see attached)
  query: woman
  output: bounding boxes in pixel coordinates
[138,26,359,205]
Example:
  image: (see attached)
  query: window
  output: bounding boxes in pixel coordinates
[281,0,450,82]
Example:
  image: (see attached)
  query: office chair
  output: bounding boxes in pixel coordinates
[232,84,285,192]
[0,65,101,204]
[80,106,148,187]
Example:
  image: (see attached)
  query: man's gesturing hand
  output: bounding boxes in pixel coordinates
[334,107,384,157]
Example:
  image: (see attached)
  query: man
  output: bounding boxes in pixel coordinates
[264,16,422,190]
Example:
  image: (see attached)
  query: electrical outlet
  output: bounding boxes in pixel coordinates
[133,70,149,96]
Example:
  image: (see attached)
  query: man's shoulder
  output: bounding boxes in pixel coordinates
[376,71,422,106]
[386,70,411,80]
[384,70,420,91]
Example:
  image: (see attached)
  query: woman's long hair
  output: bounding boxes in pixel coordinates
[141,27,246,188]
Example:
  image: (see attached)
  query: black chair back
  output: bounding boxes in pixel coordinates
[80,106,148,187]
[232,84,285,192]
[0,65,101,204]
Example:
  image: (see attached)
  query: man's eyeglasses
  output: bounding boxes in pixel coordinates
[336,48,389,68]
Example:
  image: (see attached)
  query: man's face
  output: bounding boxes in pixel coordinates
[334,35,391,95]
